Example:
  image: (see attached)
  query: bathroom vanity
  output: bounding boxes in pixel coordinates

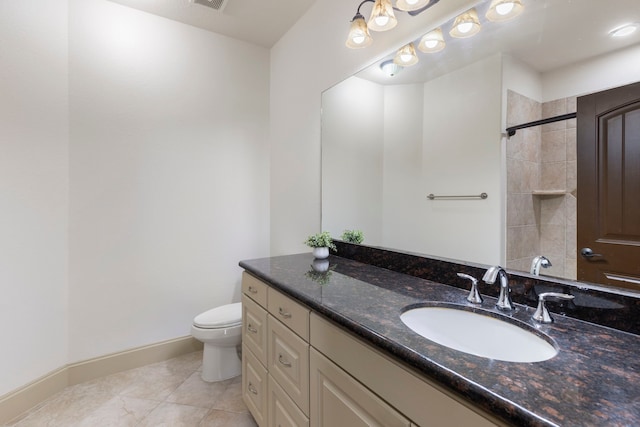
[239,248,639,427]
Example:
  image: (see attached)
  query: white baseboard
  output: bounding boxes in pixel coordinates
[0,336,202,425]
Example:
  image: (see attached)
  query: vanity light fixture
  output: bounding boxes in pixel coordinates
[345,0,440,49]
[368,0,398,32]
[609,22,639,38]
[380,59,404,76]
[449,8,481,38]
[418,28,445,53]
[485,0,524,22]
[394,42,419,66]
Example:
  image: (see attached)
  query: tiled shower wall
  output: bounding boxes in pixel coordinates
[506,91,577,280]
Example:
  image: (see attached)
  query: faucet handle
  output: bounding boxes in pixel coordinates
[532,292,575,323]
[457,273,483,304]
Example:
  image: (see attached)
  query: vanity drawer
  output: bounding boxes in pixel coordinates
[242,294,268,366]
[242,271,268,307]
[268,288,310,340]
[268,374,309,427]
[268,315,310,415]
[243,344,268,427]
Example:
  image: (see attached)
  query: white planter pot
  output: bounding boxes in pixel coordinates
[312,247,329,259]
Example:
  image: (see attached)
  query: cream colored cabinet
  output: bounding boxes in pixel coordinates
[310,348,410,427]
[267,314,309,414]
[242,273,310,427]
[242,271,268,306]
[310,314,503,427]
[243,344,268,427]
[243,295,268,366]
[268,375,309,427]
[268,287,310,340]
[242,272,502,427]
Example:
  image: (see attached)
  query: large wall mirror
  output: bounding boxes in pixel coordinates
[322,0,640,287]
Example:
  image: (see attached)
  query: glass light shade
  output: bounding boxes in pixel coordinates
[368,0,397,32]
[418,28,445,53]
[393,43,419,67]
[450,8,481,38]
[486,0,524,22]
[396,0,430,12]
[345,14,373,49]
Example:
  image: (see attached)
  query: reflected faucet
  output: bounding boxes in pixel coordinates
[482,266,515,311]
[530,256,552,276]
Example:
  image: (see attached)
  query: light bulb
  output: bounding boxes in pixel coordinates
[352,35,366,45]
[486,0,523,22]
[375,16,390,27]
[457,22,473,34]
[424,40,438,49]
[450,8,481,38]
[418,28,445,53]
[496,2,514,16]
[406,0,419,4]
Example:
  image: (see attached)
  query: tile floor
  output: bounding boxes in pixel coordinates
[4,351,257,427]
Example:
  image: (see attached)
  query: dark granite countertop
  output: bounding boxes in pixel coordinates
[239,253,640,427]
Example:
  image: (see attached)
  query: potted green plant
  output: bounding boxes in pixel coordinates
[304,231,336,259]
[341,229,364,244]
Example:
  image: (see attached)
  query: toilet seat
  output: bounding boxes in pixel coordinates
[193,302,242,329]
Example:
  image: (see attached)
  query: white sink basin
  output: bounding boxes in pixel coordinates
[400,305,557,363]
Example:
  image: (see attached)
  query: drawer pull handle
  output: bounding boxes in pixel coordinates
[248,285,258,294]
[247,324,258,334]
[248,382,258,395]
[278,354,292,367]
[278,307,292,319]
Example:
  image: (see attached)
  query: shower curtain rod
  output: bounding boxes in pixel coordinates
[506,112,576,137]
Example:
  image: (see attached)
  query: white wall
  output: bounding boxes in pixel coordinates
[420,55,503,264]
[67,0,270,362]
[382,84,424,251]
[322,77,384,243]
[542,43,640,102]
[1,0,270,395]
[270,0,479,255]
[0,1,70,396]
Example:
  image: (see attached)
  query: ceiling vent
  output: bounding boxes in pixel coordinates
[193,0,229,12]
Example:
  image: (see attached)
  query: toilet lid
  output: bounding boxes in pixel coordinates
[193,302,242,328]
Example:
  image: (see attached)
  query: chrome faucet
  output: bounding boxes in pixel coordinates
[533,292,575,323]
[530,255,552,276]
[482,266,515,311]
[457,272,483,304]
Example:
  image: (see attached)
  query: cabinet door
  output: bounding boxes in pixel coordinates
[268,315,310,415]
[310,348,410,427]
[243,344,268,427]
[269,374,309,427]
[243,294,268,366]
[242,271,268,307]
[268,288,310,340]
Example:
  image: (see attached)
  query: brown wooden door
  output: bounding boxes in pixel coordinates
[577,81,640,291]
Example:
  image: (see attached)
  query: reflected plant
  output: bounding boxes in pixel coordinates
[305,261,336,286]
[341,229,364,244]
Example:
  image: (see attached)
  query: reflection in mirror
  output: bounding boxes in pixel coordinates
[322,0,640,287]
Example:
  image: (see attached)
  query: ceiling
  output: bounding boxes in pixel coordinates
[108,0,317,48]
[357,0,640,85]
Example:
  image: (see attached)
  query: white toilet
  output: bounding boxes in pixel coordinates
[191,302,242,382]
